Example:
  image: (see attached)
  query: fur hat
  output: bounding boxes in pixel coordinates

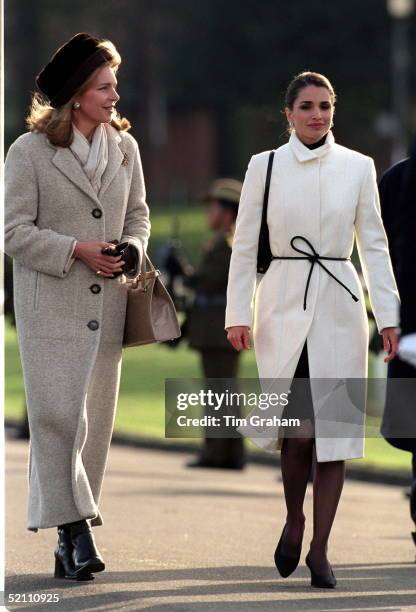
[36,32,113,108]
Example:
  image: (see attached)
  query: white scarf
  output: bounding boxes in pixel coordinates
[70,123,108,194]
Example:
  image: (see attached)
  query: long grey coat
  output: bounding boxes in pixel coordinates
[5,128,151,530]
[225,132,400,461]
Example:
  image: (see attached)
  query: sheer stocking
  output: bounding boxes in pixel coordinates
[280,431,314,555]
[308,456,345,575]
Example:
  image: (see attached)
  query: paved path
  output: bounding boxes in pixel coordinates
[4,439,416,611]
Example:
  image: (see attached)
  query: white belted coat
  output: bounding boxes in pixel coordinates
[225,131,399,461]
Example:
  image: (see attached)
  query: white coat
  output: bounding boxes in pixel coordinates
[225,131,399,461]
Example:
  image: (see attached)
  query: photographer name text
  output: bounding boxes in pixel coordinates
[176,415,300,427]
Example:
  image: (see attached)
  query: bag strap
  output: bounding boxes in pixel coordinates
[256,150,275,273]
[140,252,154,279]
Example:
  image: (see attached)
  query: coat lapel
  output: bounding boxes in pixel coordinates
[52,147,101,206]
[98,132,124,198]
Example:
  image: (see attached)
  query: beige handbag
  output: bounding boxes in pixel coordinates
[122,254,181,348]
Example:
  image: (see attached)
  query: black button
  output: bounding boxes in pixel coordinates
[90,284,101,294]
[87,320,99,331]
[92,208,102,219]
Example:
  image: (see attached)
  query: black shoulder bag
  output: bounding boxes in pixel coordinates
[256,150,275,274]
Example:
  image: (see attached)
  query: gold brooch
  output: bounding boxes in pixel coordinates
[121,152,129,166]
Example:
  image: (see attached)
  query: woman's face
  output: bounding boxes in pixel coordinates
[74,65,120,127]
[285,85,334,145]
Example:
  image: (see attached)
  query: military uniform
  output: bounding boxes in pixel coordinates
[187,180,245,469]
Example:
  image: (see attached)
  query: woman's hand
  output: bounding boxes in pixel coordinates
[73,241,125,278]
[381,327,399,363]
[226,326,251,351]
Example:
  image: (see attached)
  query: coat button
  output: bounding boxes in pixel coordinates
[92,208,102,219]
[90,284,101,294]
[87,320,99,331]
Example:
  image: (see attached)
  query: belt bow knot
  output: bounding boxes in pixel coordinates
[273,235,359,310]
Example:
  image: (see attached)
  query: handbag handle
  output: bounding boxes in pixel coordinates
[126,253,160,291]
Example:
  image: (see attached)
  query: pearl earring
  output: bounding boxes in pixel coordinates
[73,102,80,110]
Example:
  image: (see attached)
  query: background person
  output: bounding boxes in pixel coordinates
[169,179,246,470]
[4,32,151,581]
[379,137,416,556]
[186,179,245,470]
[225,72,399,588]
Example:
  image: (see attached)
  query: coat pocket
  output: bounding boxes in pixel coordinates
[34,271,41,311]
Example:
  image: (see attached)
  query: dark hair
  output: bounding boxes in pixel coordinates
[285,71,336,109]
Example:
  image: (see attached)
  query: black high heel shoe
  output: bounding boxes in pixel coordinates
[69,520,105,580]
[305,552,337,588]
[274,524,302,577]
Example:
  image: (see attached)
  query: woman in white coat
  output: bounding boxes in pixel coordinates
[225,72,399,588]
[4,33,151,580]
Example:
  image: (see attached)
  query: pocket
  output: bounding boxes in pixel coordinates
[34,271,41,311]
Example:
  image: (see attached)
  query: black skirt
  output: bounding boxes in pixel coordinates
[293,342,310,379]
[282,342,315,422]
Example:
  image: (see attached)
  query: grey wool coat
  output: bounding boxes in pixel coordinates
[4,127,151,530]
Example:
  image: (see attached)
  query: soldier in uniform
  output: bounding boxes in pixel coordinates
[185,179,246,469]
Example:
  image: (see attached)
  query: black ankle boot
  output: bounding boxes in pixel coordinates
[54,525,76,580]
[69,520,105,580]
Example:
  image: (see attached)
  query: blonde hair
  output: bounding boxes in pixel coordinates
[26,39,131,147]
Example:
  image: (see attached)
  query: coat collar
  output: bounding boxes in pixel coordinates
[50,124,124,205]
[289,130,335,163]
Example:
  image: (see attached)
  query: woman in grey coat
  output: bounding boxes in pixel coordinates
[4,33,151,580]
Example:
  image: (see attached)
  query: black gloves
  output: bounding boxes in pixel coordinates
[101,241,139,279]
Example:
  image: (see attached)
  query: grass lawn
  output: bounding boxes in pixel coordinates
[5,321,411,475]
[4,206,412,476]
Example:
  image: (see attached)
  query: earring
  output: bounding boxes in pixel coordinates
[73,102,80,110]
[289,121,294,129]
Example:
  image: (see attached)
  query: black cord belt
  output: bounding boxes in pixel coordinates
[272,235,359,311]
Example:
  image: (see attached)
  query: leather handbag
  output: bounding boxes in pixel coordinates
[122,254,181,348]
